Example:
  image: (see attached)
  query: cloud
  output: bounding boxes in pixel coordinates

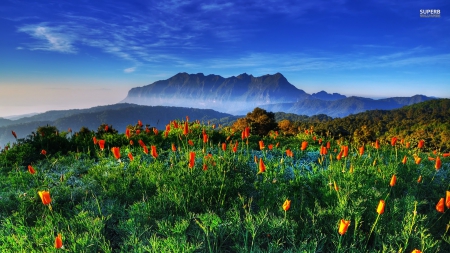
[124,67,136,73]
[18,24,77,53]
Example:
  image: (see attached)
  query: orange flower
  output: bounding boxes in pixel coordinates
[28,165,36,174]
[268,144,273,150]
[435,156,442,170]
[222,143,227,151]
[402,155,407,165]
[55,233,63,249]
[286,149,293,157]
[153,128,158,135]
[359,145,364,156]
[334,181,339,191]
[391,137,398,146]
[125,128,131,139]
[136,129,141,135]
[38,190,51,205]
[189,152,195,168]
[374,140,380,149]
[436,198,445,213]
[138,120,142,127]
[301,141,308,151]
[376,200,385,214]
[336,150,344,160]
[406,142,411,148]
[151,145,158,158]
[98,140,105,150]
[203,133,208,143]
[417,175,422,183]
[389,174,397,187]
[183,122,189,135]
[342,145,349,157]
[12,131,17,139]
[138,139,145,148]
[326,141,331,149]
[143,145,149,154]
[414,156,422,165]
[93,136,98,145]
[443,153,450,157]
[259,140,264,150]
[41,149,47,155]
[282,199,291,211]
[411,250,422,253]
[417,140,425,149]
[111,147,120,159]
[232,142,238,153]
[128,152,134,161]
[446,191,450,209]
[104,125,109,132]
[259,158,266,173]
[171,143,177,152]
[338,219,350,235]
[129,140,134,146]
[188,140,194,146]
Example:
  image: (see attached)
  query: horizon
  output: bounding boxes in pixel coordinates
[1,1,449,118]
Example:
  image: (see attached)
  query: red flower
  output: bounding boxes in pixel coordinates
[128,152,134,161]
[222,143,227,151]
[12,131,17,139]
[41,149,47,156]
[111,147,120,160]
[343,146,349,157]
[104,125,109,132]
[28,165,36,174]
[282,199,291,211]
[153,128,158,135]
[301,141,308,151]
[183,122,189,135]
[143,145,149,154]
[232,142,238,153]
[374,140,380,149]
[326,141,331,149]
[391,137,398,146]
[136,129,141,135]
[171,143,177,152]
[377,200,385,214]
[138,120,142,127]
[93,136,98,145]
[436,198,445,213]
[151,145,158,158]
[417,175,422,183]
[286,149,293,157]
[129,140,134,146]
[98,140,105,151]
[359,145,365,156]
[417,140,425,149]
[55,233,63,249]
[446,191,450,209]
[336,150,344,161]
[268,144,273,150]
[259,158,266,173]
[188,140,194,146]
[189,152,195,168]
[125,128,131,139]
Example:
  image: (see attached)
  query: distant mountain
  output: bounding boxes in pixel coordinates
[311,91,346,101]
[261,95,435,118]
[0,118,13,128]
[3,112,40,120]
[122,72,437,117]
[0,104,237,147]
[122,72,309,114]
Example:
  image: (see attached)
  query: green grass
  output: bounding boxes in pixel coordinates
[0,121,449,252]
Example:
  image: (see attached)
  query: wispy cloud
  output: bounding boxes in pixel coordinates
[18,24,77,53]
[124,67,136,73]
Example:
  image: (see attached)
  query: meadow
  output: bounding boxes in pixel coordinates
[0,118,449,252]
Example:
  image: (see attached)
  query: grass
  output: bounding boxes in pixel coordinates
[0,120,449,252]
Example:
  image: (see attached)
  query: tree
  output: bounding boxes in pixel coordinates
[232,107,278,136]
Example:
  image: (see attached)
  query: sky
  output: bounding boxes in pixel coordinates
[1,0,449,118]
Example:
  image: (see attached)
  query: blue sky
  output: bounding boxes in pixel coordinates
[1,0,449,118]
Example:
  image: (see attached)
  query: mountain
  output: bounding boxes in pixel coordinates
[122,72,309,114]
[122,72,436,117]
[3,112,40,120]
[261,95,435,118]
[311,91,346,101]
[0,118,13,128]
[0,104,237,147]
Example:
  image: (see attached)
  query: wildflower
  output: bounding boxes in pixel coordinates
[93,136,98,145]
[189,152,195,168]
[377,200,385,214]
[414,156,421,165]
[391,137,398,146]
[153,128,158,135]
[417,175,422,183]
[128,153,134,161]
[232,142,238,153]
[203,133,208,143]
[446,191,450,209]
[259,140,264,150]
[418,140,425,149]
[286,149,293,157]
[435,156,442,170]
[143,145,149,154]
[411,250,422,253]
[38,190,51,205]
[338,219,350,235]
[406,142,411,148]
[301,141,308,151]
[326,141,331,149]
[111,147,120,160]
[129,140,134,146]
[125,128,131,139]
[171,143,177,152]
[334,181,339,191]
[320,146,327,155]
[436,198,445,213]
[282,199,291,211]
[183,122,189,135]
[222,143,227,151]
[389,174,397,187]
[374,140,380,149]
[259,158,266,173]
[138,120,142,127]
[28,165,36,174]
[359,145,364,156]
[138,139,145,148]
[402,155,407,165]
[443,153,450,157]
[336,150,344,160]
[188,140,194,146]
[268,144,273,150]
[136,129,141,135]
[98,140,105,151]
[41,149,47,156]
[151,145,158,158]
[342,145,349,157]
[12,131,17,139]
[55,233,63,249]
